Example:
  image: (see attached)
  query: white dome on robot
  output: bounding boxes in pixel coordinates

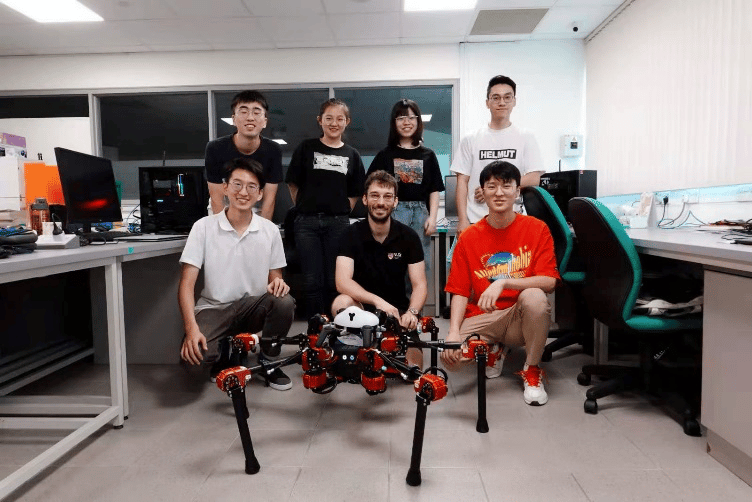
[334,306,380,330]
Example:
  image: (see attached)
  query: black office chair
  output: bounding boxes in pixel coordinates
[568,197,702,436]
[521,186,588,361]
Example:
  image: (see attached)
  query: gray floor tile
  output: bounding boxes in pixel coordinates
[304,428,391,469]
[390,428,482,469]
[664,468,752,501]
[194,465,300,502]
[480,468,589,502]
[218,429,314,469]
[5,465,128,502]
[572,469,685,502]
[390,467,489,501]
[290,467,389,502]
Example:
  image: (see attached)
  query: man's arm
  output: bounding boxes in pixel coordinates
[287,183,298,205]
[476,275,557,313]
[208,182,225,215]
[400,260,428,330]
[520,171,543,188]
[335,256,399,317]
[178,263,207,365]
[456,173,471,234]
[259,183,278,220]
[440,294,469,367]
[267,268,290,298]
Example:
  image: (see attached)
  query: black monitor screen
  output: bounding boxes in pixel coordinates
[54,147,122,232]
[444,175,458,218]
[139,167,207,233]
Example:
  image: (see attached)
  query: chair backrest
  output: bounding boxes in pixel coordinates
[567,197,642,329]
[521,186,573,274]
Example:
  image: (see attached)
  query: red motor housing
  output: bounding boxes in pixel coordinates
[413,373,448,402]
[303,370,328,390]
[216,367,251,393]
[361,373,386,394]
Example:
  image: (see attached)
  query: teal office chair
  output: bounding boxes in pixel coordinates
[521,186,588,362]
[567,197,702,436]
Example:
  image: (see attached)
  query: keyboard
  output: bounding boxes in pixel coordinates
[79,230,141,242]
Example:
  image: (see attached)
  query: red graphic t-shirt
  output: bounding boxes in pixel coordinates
[445,215,560,318]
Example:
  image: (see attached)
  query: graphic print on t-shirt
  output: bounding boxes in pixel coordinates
[393,158,424,184]
[479,149,517,161]
[314,152,349,174]
[474,246,532,282]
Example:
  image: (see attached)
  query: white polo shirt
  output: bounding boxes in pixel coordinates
[180,210,286,312]
[450,124,543,223]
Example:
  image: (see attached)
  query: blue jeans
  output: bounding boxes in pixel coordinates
[392,201,432,288]
[294,213,351,319]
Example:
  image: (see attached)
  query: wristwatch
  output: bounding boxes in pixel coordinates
[408,308,420,317]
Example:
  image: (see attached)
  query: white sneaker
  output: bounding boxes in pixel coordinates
[485,345,511,379]
[516,365,548,406]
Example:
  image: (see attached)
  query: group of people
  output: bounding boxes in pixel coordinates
[177,75,561,406]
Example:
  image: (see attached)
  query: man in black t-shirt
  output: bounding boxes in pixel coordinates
[204,90,283,220]
[333,171,427,368]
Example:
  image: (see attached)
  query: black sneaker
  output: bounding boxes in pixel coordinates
[210,358,232,383]
[257,366,292,391]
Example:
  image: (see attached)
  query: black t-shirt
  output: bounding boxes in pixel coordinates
[204,134,283,185]
[285,138,365,215]
[338,218,424,311]
[367,145,445,203]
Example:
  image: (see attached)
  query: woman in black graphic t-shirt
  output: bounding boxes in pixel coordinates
[367,99,445,280]
[286,98,365,318]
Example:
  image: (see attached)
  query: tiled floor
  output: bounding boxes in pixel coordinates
[4,318,752,501]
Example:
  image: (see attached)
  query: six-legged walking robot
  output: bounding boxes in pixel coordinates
[214,307,505,486]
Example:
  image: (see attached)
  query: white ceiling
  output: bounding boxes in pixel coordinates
[0,0,623,57]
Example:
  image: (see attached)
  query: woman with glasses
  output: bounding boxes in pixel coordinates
[286,98,366,319]
[367,99,445,280]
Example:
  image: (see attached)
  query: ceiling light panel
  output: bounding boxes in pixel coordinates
[1,0,103,23]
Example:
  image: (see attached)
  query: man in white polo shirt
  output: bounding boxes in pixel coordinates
[178,157,295,390]
[452,75,544,234]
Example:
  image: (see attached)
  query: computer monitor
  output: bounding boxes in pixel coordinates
[54,147,122,233]
[139,166,208,234]
[444,175,458,219]
[539,170,597,219]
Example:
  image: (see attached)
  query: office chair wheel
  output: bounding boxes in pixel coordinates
[577,372,591,386]
[584,398,598,414]
[683,417,701,437]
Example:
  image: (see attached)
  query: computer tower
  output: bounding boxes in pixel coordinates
[539,170,597,219]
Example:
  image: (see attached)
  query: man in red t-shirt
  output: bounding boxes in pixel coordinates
[441,161,560,405]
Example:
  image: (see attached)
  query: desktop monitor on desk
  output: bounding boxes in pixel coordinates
[54,147,122,233]
[539,170,597,219]
[444,175,458,222]
[139,167,207,234]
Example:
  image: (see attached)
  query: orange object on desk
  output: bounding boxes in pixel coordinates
[24,162,64,206]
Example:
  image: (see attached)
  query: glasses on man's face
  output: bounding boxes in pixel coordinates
[228,181,260,193]
[367,192,395,203]
[235,107,265,119]
[395,115,418,123]
[488,93,515,104]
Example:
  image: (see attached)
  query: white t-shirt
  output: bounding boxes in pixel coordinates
[180,210,286,312]
[450,124,543,223]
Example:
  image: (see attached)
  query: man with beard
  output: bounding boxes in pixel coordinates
[332,170,427,369]
[441,161,559,405]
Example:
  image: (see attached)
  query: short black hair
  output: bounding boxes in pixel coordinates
[479,161,521,188]
[364,170,398,196]
[486,75,517,98]
[387,99,423,148]
[230,90,269,115]
[222,158,266,189]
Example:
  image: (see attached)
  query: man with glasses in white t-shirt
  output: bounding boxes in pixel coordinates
[452,75,545,235]
[178,158,295,390]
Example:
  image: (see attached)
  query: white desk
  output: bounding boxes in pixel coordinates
[626,227,752,487]
[0,239,185,498]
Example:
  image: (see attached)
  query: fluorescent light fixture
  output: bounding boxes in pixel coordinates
[404,0,477,12]
[272,139,287,145]
[221,118,233,125]
[421,114,432,123]
[1,0,104,23]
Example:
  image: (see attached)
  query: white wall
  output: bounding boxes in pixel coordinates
[586,0,752,196]
[0,40,587,179]
[459,40,587,173]
[0,117,92,163]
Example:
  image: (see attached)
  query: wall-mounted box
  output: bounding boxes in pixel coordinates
[561,135,583,157]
